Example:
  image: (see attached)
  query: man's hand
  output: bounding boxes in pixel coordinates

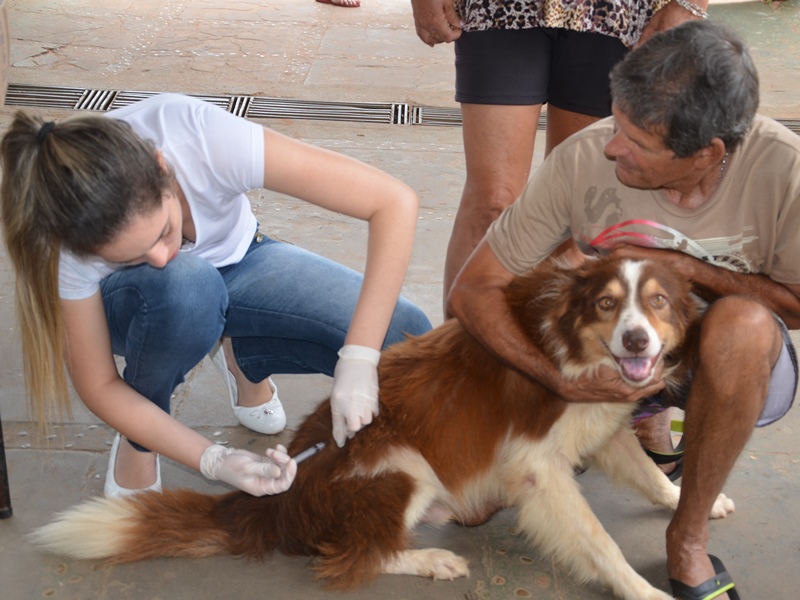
[410,0,462,47]
[200,444,297,496]
[554,363,666,404]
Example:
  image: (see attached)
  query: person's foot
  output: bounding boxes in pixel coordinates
[667,527,733,600]
[222,338,275,408]
[216,338,287,435]
[105,434,161,497]
[316,0,361,7]
[634,408,681,476]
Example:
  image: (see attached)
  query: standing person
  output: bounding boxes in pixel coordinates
[448,21,799,599]
[0,93,431,499]
[409,0,711,313]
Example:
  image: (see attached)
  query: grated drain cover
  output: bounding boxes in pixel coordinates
[4,84,799,135]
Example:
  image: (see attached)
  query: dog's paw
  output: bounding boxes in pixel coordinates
[425,548,470,581]
[709,493,735,519]
[410,548,470,580]
[382,548,470,580]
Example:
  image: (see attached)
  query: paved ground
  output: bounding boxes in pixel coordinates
[0,1,799,599]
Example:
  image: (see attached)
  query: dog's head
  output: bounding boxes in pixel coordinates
[507,255,699,388]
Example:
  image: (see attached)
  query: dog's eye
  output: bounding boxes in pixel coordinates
[596,296,616,311]
[651,294,667,309]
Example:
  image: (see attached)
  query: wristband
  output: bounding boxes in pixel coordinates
[674,0,708,19]
[337,344,381,367]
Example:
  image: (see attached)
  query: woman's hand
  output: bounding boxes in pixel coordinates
[410,0,463,47]
[330,345,381,447]
[200,443,297,496]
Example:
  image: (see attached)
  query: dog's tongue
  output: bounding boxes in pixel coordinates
[618,358,654,382]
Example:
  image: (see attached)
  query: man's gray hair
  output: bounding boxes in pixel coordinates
[610,20,759,157]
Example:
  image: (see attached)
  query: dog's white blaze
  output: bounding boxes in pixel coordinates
[610,261,661,359]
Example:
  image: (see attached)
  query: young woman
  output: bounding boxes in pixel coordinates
[1,93,431,498]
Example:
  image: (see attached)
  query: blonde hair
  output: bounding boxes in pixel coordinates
[0,110,170,426]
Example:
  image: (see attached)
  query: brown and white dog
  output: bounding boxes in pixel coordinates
[31,255,736,600]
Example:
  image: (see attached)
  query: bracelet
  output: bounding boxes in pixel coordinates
[674,0,708,19]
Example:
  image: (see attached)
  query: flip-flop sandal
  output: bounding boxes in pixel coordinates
[669,554,741,600]
[645,437,684,481]
[645,417,685,481]
[315,0,360,7]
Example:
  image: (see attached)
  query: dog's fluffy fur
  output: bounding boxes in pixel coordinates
[31,255,736,600]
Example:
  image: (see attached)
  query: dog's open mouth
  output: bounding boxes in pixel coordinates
[616,356,658,383]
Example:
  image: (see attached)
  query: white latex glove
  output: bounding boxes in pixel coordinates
[330,344,381,448]
[200,443,297,496]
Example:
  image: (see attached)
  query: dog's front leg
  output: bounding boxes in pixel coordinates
[592,427,735,519]
[590,426,683,510]
[514,463,672,600]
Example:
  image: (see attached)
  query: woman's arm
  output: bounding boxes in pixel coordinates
[62,292,295,494]
[258,128,421,446]
[259,128,420,351]
[62,292,213,469]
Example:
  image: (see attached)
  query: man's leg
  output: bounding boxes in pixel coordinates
[666,296,784,595]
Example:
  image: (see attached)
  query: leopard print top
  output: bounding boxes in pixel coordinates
[457,0,672,48]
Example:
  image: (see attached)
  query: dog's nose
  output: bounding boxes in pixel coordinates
[622,328,649,353]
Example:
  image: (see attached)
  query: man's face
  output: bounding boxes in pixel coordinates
[604,105,695,191]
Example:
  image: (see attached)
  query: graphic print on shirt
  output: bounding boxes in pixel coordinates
[578,186,758,274]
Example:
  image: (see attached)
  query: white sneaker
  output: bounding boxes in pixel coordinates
[104,433,162,498]
[209,342,287,435]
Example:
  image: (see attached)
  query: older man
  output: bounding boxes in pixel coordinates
[448,20,800,600]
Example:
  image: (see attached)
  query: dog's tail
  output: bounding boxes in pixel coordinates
[30,489,233,563]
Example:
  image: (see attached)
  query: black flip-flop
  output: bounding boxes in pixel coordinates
[669,554,741,600]
[645,436,685,482]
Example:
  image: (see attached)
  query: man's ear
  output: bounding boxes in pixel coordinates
[693,138,727,170]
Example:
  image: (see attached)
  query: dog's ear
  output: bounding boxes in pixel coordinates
[552,263,603,339]
[505,259,580,349]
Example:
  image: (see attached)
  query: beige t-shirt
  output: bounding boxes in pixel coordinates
[487,115,800,285]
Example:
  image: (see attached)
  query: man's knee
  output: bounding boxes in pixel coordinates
[697,296,782,384]
[701,296,778,350]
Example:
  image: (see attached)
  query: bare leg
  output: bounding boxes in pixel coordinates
[666,297,782,596]
[114,436,158,489]
[544,105,601,155]
[634,409,681,476]
[221,337,275,408]
[443,103,541,317]
[443,104,602,318]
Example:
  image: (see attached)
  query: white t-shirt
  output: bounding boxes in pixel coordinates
[58,94,265,300]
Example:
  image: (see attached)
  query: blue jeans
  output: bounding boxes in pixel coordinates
[100,235,432,449]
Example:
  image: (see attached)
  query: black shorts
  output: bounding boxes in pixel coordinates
[454,27,628,117]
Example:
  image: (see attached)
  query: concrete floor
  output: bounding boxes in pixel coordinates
[1,0,799,598]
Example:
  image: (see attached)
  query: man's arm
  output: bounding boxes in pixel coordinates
[610,245,800,329]
[447,239,665,403]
